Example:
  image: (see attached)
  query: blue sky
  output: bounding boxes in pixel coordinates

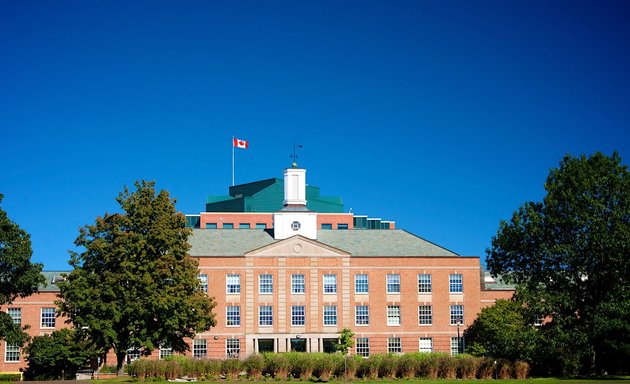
[1,0,629,271]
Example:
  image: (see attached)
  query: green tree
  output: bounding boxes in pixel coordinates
[335,328,355,355]
[0,193,45,344]
[57,181,216,374]
[24,328,99,380]
[464,299,540,362]
[487,152,630,375]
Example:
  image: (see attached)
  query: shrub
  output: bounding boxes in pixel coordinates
[357,356,378,379]
[334,355,360,379]
[477,358,496,379]
[376,354,398,378]
[514,360,530,379]
[456,355,478,379]
[438,356,457,379]
[263,353,289,379]
[244,354,265,379]
[221,358,241,380]
[416,353,440,379]
[0,374,22,381]
[497,359,512,379]
[397,353,417,378]
[313,353,338,380]
[201,359,222,380]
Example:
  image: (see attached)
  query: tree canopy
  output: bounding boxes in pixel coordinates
[0,193,45,344]
[57,181,216,373]
[486,152,629,375]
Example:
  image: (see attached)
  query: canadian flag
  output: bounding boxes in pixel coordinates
[233,138,248,149]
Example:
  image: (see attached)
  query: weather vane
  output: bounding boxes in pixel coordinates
[291,140,303,168]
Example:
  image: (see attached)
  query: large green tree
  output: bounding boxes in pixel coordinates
[57,181,216,374]
[0,194,45,345]
[487,152,629,375]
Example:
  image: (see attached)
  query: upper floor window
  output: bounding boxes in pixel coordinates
[418,274,432,293]
[226,274,241,294]
[199,274,208,293]
[386,274,400,293]
[321,223,333,230]
[355,305,369,325]
[291,306,305,326]
[337,223,348,230]
[205,223,217,229]
[239,223,250,229]
[418,305,432,325]
[41,308,55,328]
[255,223,267,229]
[259,306,273,326]
[7,308,21,325]
[387,305,401,326]
[226,306,241,326]
[323,305,337,326]
[449,274,463,293]
[291,274,305,294]
[259,274,273,294]
[450,305,464,325]
[323,274,337,294]
[354,274,368,293]
[222,223,234,229]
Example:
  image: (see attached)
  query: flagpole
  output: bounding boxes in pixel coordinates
[232,136,235,186]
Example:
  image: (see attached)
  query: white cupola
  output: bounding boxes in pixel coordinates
[283,166,307,207]
[273,165,317,240]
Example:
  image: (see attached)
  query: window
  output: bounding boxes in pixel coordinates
[226,339,240,358]
[259,274,273,294]
[451,337,463,356]
[4,343,19,362]
[450,305,464,325]
[259,306,273,326]
[419,338,433,353]
[223,223,234,229]
[127,347,141,362]
[255,223,266,229]
[355,305,369,325]
[291,306,305,326]
[193,339,207,359]
[159,344,172,359]
[205,223,217,229]
[226,306,241,326]
[337,223,348,230]
[291,274,305,294]
[321,223,332,230]
[356,337,370,357]
[226,274,241,294]
[41,307,55,328]
[386,274,400,293]
[354,274,368,293]
[199,274,208,293]
[418,305,432,325]
[7,308,21,325]
[323,305,337,326]
[239,223,250,229]
[418,274,432,293]
[323,274,337,294]
[387,337,402,354]
[387,305,401,326]
[449,274,463,293]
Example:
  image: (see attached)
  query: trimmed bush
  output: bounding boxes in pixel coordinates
[416,353,440,379]
[287,352,314,379]
[438,356,457,379]
[477,358,496,379]
[263,352,290,379]
[244,354,265,379]
[497,359,512,379]
[375,354,398,378]
[313,353,338,380]
[456,355,478,379]
[357,356,378,379]
[0,374,22,381]
[221,358,241,380]
[334,355,360,379]
[397,353,417,378]
[514,360,530,379]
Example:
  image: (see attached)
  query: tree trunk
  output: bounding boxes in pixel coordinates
[116,351,126,376]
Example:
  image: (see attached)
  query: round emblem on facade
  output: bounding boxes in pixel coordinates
[291,221,301,231]
[293,244,302,253]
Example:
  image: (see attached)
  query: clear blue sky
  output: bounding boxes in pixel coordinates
[1,0,629,271]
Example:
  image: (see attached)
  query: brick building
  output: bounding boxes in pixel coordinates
[1,166,514,372]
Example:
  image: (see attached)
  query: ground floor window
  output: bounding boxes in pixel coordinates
[126,347,141,363]
[419,337,433,353]
[322,338,338,353]
[387,337,402,354]
[257,338,273,353]
[355,337,370,357]
[159,344,172,359]
[226,339,240,358]
[290,338,306,352]
[193,339,207,359]
[450,337,463,356]
[4,343,19,362]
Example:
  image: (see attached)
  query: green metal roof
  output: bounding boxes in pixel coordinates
[39,271,70,292]
[205,178,343,213]
[189,229,459,257]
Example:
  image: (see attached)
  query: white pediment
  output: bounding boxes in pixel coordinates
[246,235,350,257]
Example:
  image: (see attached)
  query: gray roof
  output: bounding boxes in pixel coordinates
[189,229,459,257]
[39,271,70,292]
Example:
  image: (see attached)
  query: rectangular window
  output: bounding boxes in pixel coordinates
[291,274,305,294]
[255,223,266,229]
[226,274,241,294]
[386,274,400,293]
[419,337,433,353]
[387,337,402,354]
[259,306,273,326]
[226,306,241,326]
[259,274,273,294]
[450,305,464,325]
[418,274,432,293]
[356,337,370,357]
[239,223,250,229]
[226,339,240,358]
[159,344,172,359]
[205,223,217,229]
[323,305,337,325]
[354,274,368,293]
[451,337,463,356]
[41,307,55,328]
[321,223,332,230]
[418,305,432,325]
[7,308,21,325]
[449,274,463,293]
[223,223,234,229]
[355,305,369,325]
[387,305,401,326]
[4,343,20,362]
[291,306,305,326]
[199,274,208,293]
[127,347,141,362]
[323,274,337,294]
[193,339,207,359]
[337,223,348,230]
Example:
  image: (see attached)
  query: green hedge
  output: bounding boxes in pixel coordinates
[128,353,530,381]
[0,373,22,381]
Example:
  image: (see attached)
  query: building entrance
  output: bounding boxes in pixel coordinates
[290,338,306,352]
[258,339,274,353]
